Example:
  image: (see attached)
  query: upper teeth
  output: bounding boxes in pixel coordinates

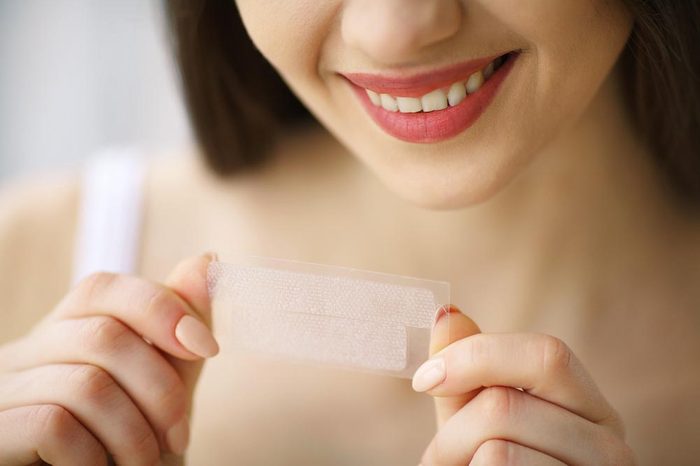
[365,56,502,113]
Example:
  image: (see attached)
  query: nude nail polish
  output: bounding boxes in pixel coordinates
[411,357,446,392]
[175,315,219,358]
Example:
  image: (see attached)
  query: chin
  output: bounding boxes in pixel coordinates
[373,156,524,211]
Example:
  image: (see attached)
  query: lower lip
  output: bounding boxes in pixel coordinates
[348,53,518,144]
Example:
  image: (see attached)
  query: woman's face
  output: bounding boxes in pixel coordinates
[235,0,633,208]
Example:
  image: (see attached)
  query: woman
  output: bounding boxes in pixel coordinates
[0,0,699,464]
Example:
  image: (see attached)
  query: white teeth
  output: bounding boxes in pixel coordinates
[365,56,502,112]
[483,62,494,80]
[396,96,422,113]
[366,89,381,106]
[421,89,448,112]
[380,93,398,112]
[447,81,466,107]
[466,70,484,94]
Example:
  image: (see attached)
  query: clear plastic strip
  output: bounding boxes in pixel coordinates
[208,255,450,378]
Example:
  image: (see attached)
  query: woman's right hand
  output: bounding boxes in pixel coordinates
[0,253,220,466]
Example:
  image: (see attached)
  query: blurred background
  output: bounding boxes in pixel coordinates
[0,0,190,183]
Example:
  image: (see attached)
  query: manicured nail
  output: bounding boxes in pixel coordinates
[433,304,449,326]
[175,315,219,358]
[412,357,446,392]
[433,303,462,327]
[167,415,190,455]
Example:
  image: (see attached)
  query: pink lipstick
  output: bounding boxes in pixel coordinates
[341,51,519,143]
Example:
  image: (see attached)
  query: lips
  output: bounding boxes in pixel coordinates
[342,55,498,98]
[340,51,519,143]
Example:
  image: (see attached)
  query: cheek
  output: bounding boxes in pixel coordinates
[487,0,634,130]
[235,0,337,102]
[464,0,634,182]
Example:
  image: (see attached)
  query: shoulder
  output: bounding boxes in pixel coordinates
[0,170,81,342]
[0,170,80,235]
[0,170,80,265]
[138,130,387,277]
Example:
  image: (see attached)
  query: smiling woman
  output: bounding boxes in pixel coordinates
[1,0,699,465]
[167,0,700,207]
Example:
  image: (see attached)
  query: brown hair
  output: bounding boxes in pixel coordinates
[164,0,312,175]
[164,1,700,205]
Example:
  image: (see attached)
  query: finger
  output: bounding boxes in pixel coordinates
[0,404,107,466]
[469,439,566,466]
[6,317,189,454]
[421,386,631,466]
[0,364,160,466]
[48,266,218,361]
[162,253,217,394]
[424,305,481,426]
[165,253,214,324]
[158,252,219,462]
[413,332,620,430]
[429,305,481,356]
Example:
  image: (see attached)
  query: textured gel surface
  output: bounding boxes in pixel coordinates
[207,256,450,378]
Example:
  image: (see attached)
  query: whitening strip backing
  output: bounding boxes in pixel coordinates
[207,255,450,378]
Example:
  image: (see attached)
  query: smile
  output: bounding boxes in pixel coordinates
[341,51,519,143]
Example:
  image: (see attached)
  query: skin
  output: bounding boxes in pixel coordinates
[235,0,633,208]
[0,254,217,465]
[1,0,700,464]
[229,0,668,461]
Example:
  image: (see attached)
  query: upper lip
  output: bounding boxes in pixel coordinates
[339,53,504,98]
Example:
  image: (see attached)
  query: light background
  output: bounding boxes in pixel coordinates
[0,0,190,183]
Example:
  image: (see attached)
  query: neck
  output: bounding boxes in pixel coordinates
[244,63,692,332]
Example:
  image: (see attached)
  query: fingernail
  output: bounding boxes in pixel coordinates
[175,315,219,358]
[433,303,461,328]
[204,251,219,262]
[412,357,446,392]
[167,415,190,455]
[433,304,449,327]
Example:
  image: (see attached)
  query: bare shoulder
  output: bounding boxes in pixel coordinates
[138,127,384,278]
[0,171,80,343]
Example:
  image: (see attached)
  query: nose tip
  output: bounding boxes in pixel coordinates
[341,0,462,66]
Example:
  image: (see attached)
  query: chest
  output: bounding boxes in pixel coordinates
[186,351,436,465]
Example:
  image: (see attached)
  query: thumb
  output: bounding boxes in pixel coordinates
[158,252,219,465]
[428,304,481,427]
[163,252,219,398]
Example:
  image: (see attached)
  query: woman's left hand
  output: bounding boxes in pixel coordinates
[414,306,636,466]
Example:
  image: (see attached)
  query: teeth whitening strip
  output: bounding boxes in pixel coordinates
[207,255,450,378]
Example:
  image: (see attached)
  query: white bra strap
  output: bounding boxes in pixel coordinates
[71,148,147,285]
